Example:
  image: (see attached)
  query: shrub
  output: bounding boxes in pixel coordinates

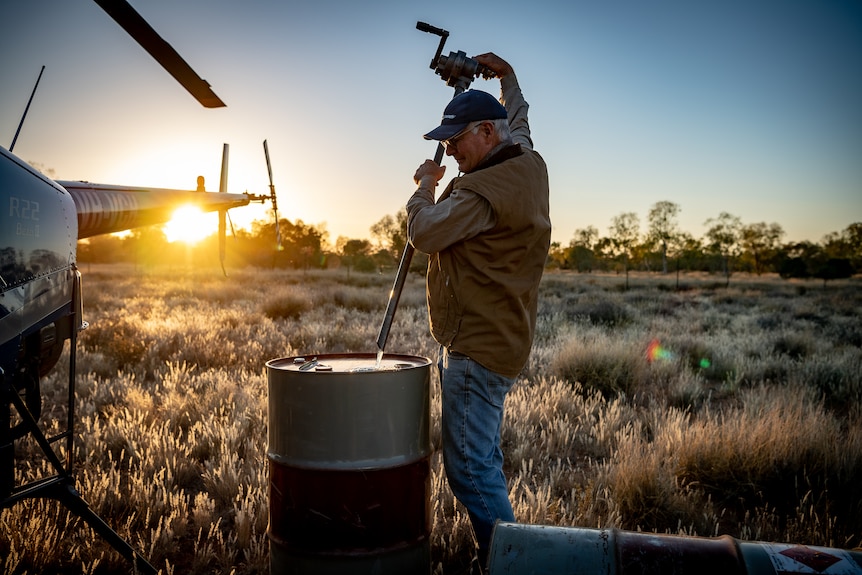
[261,290,312,319]
[772,333,814,359]
[551,332,646,397]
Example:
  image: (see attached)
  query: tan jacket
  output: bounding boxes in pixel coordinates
[425,147,550,377]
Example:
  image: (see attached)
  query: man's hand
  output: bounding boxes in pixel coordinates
[414,159,446,188]
[473,53,514,79]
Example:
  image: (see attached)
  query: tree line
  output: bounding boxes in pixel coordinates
[549,202,860,287]
[77,201,860,285]
[76,211,420,275]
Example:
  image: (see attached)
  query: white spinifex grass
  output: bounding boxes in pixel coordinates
[2,266,859,573]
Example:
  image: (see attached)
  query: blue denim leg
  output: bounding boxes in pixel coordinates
[438,347,516,557]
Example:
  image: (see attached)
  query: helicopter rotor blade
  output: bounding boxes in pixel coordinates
[263,140,283,251]
[93,0,225,108]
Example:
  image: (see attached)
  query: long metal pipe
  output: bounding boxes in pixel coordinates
[375,88,462,353]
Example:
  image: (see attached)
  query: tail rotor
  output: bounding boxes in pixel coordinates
[218,143,229,276]
[263,140,283,251]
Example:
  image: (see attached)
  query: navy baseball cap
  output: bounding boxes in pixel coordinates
[423,90,508,141]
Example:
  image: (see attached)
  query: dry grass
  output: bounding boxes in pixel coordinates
[2,265,861,574]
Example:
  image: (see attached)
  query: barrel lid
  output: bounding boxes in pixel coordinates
[266,353,431,374]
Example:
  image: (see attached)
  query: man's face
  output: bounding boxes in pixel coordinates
[442,121,497,173]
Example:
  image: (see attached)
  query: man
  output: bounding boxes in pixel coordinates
[407,52,551,569]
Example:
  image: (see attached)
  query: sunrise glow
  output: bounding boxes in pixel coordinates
[163,205,216,244]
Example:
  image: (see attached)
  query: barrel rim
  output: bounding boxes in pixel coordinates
[265,352,432,372]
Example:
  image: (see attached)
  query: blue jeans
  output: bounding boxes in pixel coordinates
[438,346,516,560]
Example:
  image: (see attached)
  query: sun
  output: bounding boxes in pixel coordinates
[163,205,216,244]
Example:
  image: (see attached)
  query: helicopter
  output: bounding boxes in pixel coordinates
[1,0,277,572]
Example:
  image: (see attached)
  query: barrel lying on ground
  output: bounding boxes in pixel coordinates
[266,353,432,575]
[488,522,862,575]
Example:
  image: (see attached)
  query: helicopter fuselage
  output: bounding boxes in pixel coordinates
[1,146,77,376]
[1,144,251,376]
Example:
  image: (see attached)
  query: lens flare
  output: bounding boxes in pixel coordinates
[646,339,674,363]
[647,339,713,369]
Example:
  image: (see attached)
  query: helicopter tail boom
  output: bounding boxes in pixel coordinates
[59,181,250,239]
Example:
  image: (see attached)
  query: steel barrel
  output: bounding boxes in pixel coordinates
[266,353,432,574]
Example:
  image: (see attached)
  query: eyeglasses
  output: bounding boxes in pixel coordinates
[441,121,486,149]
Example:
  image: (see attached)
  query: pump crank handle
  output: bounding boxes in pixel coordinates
[416,21,447,36]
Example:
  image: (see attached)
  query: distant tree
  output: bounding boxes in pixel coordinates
[289,220,326,269]
[647,201,681,274]
[77,235,126,264]
[574,226,599,248]
[128,226,169,268]
[704,212,742,286]
[739,222,784,275]
[776,241,821,279]
[546,241,566,269]
[372,248,396,272]
[568,226,599,272]
[632,238,655,272]
[370,209,430,276]
[370,209,408,262]
[667,231,696,288]
[593,236,615,272]
[609,212,640,289]
[843,222,862,263]
[779,235,855,286]
[814,258,854,287]
[250,218,325,269]
[778,257,810,279]
[822,222,862,273]
[337,237,373,276]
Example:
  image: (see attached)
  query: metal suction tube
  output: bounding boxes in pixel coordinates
[375,91,459,354]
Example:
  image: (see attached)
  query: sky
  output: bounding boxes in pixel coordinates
[2,0,860,247]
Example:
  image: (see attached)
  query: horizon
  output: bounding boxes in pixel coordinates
[146,201,857,250]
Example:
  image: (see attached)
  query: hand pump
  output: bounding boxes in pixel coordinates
[375,22,494,354]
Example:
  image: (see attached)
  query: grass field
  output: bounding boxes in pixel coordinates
[3,264,861,574]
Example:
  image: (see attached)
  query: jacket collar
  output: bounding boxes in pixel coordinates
[469,142,523,174]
